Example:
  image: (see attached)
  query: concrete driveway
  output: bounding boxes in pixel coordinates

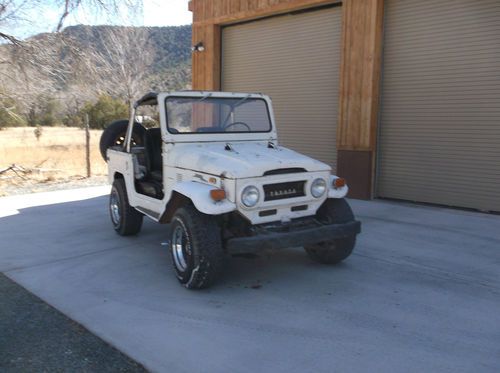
[1,186,499,372]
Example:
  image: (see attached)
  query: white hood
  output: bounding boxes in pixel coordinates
[166,141,330,179]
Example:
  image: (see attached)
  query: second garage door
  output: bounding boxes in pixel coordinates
[377,0,500,212]
[222,5,342,170]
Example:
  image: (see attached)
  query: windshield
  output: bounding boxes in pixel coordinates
[165,96,272,134]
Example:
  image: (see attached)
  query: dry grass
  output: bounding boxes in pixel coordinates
[0,127,107,194]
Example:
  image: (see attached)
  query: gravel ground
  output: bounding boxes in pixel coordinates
[0,273,147,373]
[0,176,109,197]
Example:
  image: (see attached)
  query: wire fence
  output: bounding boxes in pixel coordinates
[0,126,107,183]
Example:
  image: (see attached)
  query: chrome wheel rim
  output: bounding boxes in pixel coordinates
[172,224,190,272]
[110,191,121,226]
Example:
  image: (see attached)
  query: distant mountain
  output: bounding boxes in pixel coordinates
[63,24,191,73]
[0,24,192,127]
[64,24,192,91]
[2,24,192,97]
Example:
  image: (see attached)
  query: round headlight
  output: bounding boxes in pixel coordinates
[241,186,260,207]
[311,178,327,198]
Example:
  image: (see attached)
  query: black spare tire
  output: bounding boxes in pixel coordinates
[99,119,146,161]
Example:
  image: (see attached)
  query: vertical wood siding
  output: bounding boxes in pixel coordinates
[338,0,384,151]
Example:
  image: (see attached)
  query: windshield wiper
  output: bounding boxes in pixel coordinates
[233,94,252,108]
[221,94,253,127]
[197,92,213,102]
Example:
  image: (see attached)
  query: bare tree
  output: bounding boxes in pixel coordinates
[0,0,141,114]
[55,0,142,32]
[0,0,32,44]
[0,31,83,116]
[81,26,155,107]
[0,25,155,119]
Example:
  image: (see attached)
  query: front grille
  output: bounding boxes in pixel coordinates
[263,181,306,201]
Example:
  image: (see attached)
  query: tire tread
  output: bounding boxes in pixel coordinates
[171,205,224,289]
[305,198,356,264]
[112,178,143,236]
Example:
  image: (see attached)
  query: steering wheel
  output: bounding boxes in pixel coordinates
[224,121,251,132]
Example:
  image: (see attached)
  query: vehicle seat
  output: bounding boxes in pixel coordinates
[143,128,163,182]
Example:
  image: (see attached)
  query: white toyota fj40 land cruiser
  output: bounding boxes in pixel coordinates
[100,91,361,289]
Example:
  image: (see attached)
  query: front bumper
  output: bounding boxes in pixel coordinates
[226,220,361,254]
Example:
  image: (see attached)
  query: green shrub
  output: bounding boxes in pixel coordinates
[27,96,62,127]
[82,95,129,129]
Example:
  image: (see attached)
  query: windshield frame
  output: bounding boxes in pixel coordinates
[159,92,277,143]
[164,95,273,135]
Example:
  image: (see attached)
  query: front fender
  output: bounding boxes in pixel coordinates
[328,175,349,198]
[172,181,236,215]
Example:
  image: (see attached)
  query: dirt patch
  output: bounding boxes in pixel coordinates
[0,127,107,180]
[0,127,109,196]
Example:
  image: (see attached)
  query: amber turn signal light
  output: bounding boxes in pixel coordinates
[333,178,346,189]
[210,189,226,201]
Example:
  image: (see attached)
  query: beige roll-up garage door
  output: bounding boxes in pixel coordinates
[222,6,342,170]
[377,0,500,212]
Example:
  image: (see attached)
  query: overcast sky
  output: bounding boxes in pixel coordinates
[11,0,192,39]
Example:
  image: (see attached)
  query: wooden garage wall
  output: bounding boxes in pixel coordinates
[189,0,384,199]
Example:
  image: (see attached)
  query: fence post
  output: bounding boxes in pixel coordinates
[85,113,91,178]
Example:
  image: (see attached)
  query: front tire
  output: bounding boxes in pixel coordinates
[109,179,143,236]
[170,205,225,289]
[305,198,356,264]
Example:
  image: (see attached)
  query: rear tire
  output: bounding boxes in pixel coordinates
[170,205,225,289]
[100,119,146,161]
[305,198,356,264]
[109,178,143,236]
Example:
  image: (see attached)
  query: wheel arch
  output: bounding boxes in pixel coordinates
[159,191,191,223]
[160,182,236,223]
